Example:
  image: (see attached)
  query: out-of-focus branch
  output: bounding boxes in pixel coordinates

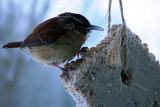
[0,1,50,106]
[60,25,160,107]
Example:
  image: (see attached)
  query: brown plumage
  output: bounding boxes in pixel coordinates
[2,41,22,48]
[2,12,103,74]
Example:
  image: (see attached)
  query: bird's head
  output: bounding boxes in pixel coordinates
[58,12,104,35]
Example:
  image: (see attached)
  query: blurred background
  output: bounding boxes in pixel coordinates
[0,0,159,107]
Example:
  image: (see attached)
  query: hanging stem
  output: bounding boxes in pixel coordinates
[119,0,128,73]
[119,0,126,26]
[107,0,112,34]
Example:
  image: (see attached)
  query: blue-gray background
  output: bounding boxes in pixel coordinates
[0,0,159,107]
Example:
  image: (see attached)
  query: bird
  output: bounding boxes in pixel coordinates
[2,12,104,75]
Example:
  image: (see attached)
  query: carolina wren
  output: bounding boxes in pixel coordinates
[2,12,103,74]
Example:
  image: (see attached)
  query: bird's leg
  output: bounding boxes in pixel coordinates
[50,64,69,77]
[49,63,75,78]
[77,47,89,59]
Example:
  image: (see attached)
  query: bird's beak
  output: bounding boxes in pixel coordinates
[87,25,104,31]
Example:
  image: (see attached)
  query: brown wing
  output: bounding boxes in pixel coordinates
[21,17,64,48]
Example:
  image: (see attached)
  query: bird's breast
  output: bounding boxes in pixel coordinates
[29,32,86,66]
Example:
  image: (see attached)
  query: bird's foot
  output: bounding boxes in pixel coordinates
[60,67,75,78]
[49,63,75,78]
[77,47,89,59]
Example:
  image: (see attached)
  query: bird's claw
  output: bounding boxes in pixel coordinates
[61,67,75,78]
[77,47,89,59]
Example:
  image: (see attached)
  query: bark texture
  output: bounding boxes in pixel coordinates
[60,25,160,107]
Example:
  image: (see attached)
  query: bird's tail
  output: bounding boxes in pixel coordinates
[2,41,22,48]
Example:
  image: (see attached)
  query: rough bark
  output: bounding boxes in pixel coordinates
[60,25,160,107]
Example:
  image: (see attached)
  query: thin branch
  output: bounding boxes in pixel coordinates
[119,0,128,73]
[107,0,112,34]
[119,0,126,26]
